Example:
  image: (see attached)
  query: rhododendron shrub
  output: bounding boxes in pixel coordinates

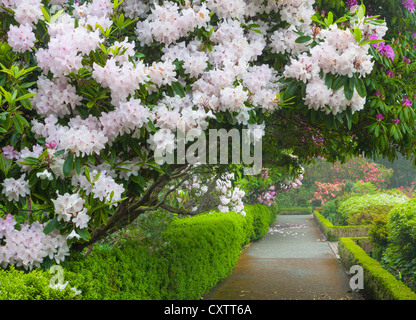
[310,181,346,206]
[262,0,416,172]
[303,155,393,189]
[0,0,409,268]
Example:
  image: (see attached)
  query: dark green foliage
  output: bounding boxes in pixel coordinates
[386,199,416,263]
[369,213,390,260]
[321,200,337,221]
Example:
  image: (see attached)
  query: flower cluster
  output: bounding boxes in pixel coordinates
[2,145,19,160]
[51,192,89,229]
[257,185,277,207]
[310,180,346,205]
[402,0,416,13]
[216,173,246,215]
[7,23,36,53]
[0,214,69,270]
[135,1,210,46]
[278,174,304,192]
[30,75,82,118]
[1,174,30,202]
[284,21,379,114]
[281,7,390,115]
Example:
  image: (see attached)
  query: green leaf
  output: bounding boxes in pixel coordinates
[332,76,347,91]
[147,119,157,132]
[357,4,365,20]
[15,92,36,102]
[324,73,333,89]
[76,228,91,241]
[354,74,366,98]
[28,171,39,187]
[43,218,59,235]
[344,84,354,101]
[311,15,326,26]
[171,81,186,98]
[101,209,108,225]
[295,35,311,43]
[13,116,23,134]
[325,11,333,26]
[345,111,352,130]
[63,152,74,177]
[74,156,81,175]
[84,166,91,183]
[283,79,299,100]
[40,6,50,22]
[50,9,64,23]
[354,26,362,42]
[334,16,348,24]
[32,193,49,202]
[0,154,5,174]
[15,114,29,127]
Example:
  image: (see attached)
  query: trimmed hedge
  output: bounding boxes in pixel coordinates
[338,237,416,300]
[245,204,276,241]
[0,204,273,300]
[313,211,369,241]
[278,207,312,215]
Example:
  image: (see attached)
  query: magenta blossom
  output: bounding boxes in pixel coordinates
[402,0,416,13]
[386,70,395,78]
[376,113,384,121]
[368,34,395,60]
[381,45,395,60]
[345,0,358,8]
[402,98,412,107]
[392,118,400,124]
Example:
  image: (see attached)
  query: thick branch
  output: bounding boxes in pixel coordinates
[71,164,191,252]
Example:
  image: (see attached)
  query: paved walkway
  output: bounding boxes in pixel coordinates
[204,215,360,300]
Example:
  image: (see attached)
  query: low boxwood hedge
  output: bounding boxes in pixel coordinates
[1,204,274,300]
[278,207,312,215]
[338,237,416,300]
[313,211,369,241]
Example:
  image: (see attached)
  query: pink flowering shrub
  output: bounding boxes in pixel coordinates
[310,181,346,206]
[304,155,392,189]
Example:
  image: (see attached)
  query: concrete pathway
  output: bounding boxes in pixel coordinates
[204,215,360,300]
